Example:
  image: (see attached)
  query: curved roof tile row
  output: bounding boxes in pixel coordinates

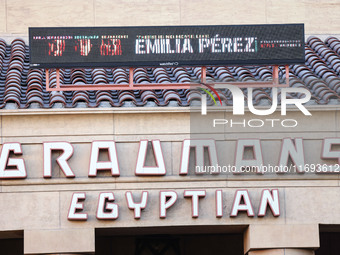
[0,37,339,109]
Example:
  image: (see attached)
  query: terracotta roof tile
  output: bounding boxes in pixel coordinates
[0,37,339,109]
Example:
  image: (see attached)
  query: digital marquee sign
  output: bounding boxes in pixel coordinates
[29,24,304,68]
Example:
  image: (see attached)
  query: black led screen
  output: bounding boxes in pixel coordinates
[29,24,304,68]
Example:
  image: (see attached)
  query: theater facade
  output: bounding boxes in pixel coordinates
[1,1,340,255]
[1,101,340,255]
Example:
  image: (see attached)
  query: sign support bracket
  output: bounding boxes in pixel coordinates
[45,65,290,92]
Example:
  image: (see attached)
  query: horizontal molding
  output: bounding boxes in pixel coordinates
[0,104,339,116]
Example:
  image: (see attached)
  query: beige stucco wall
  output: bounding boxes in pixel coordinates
[0,106,339,253]
[1,0,340,42]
